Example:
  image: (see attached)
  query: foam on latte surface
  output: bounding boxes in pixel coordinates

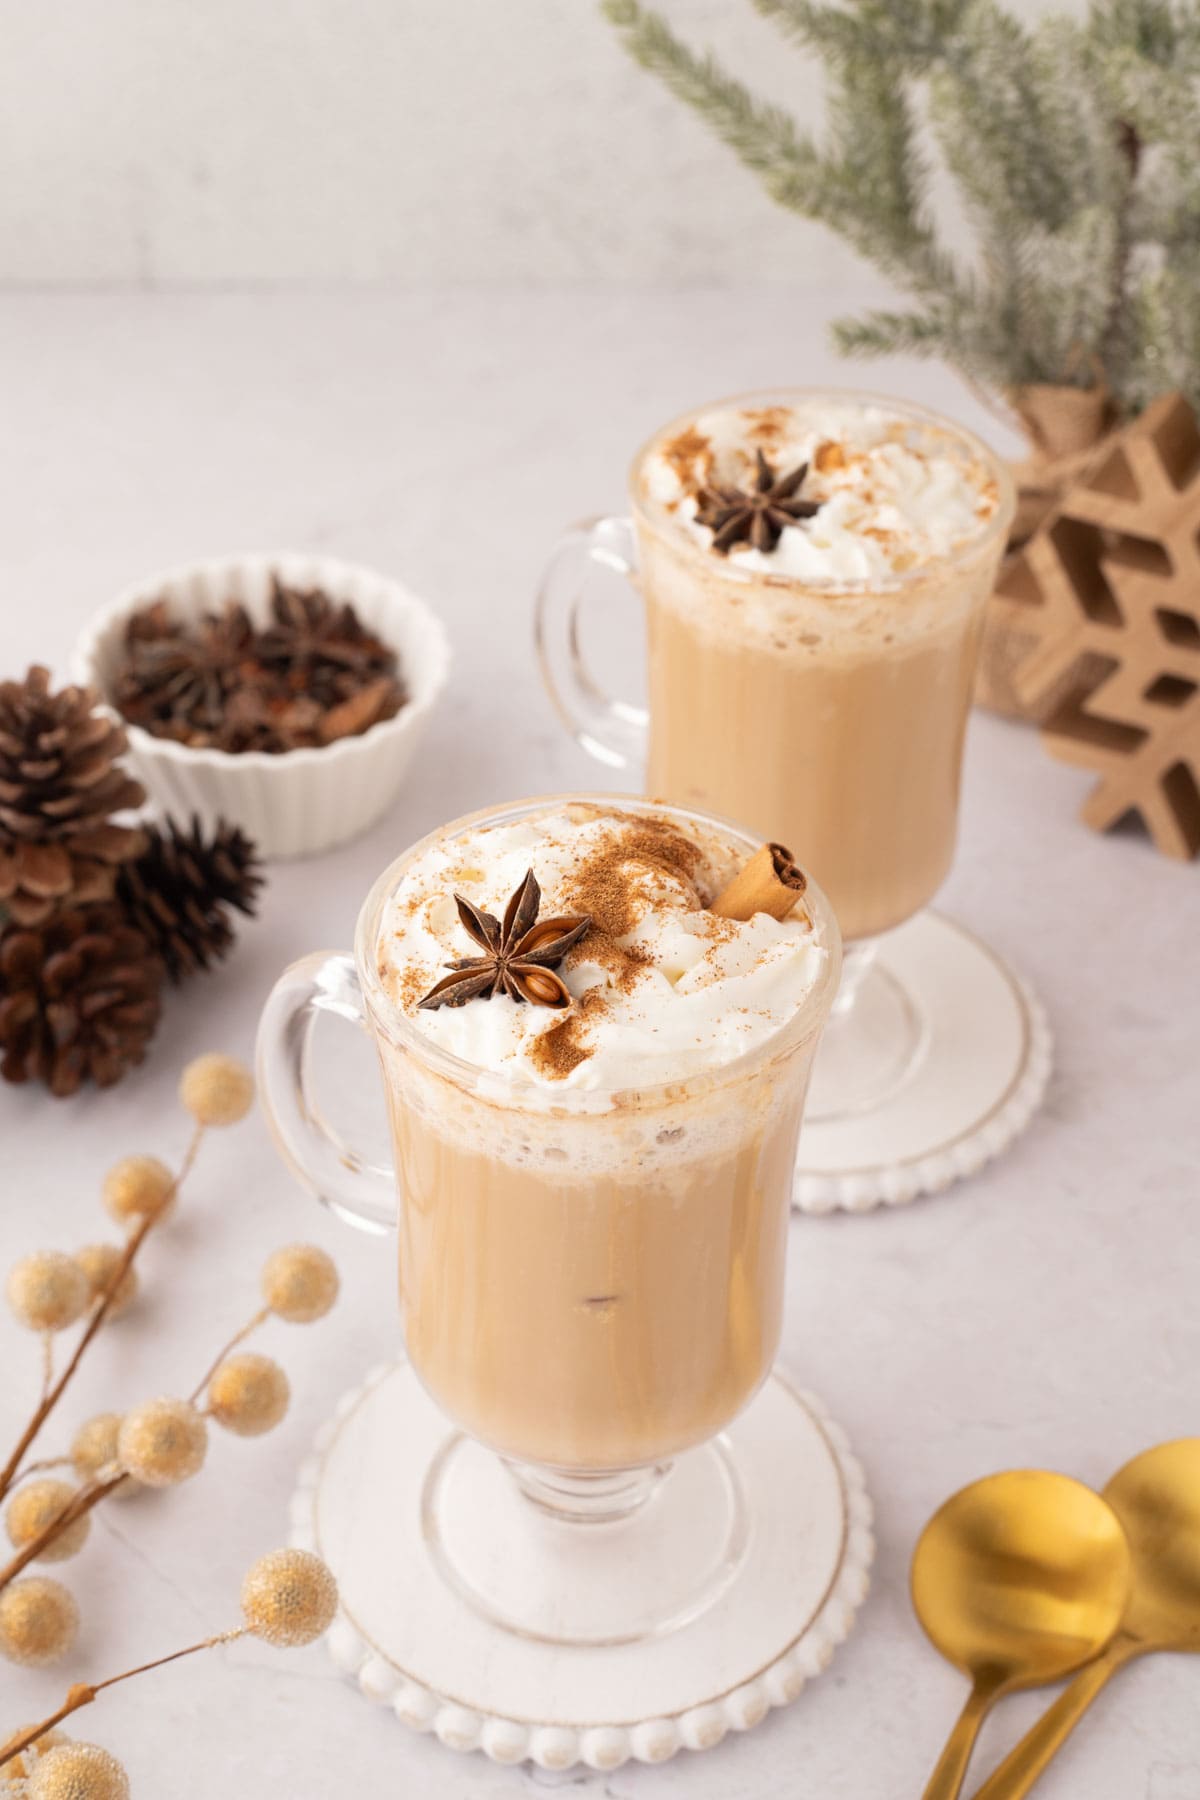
[377,803,828,1092]
[641,397,1000,583]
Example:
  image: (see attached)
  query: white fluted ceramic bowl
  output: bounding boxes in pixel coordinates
[73,553,452,859]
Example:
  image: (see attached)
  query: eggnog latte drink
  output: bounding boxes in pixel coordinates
[632,394,1013,943]
[373,799,839,1478]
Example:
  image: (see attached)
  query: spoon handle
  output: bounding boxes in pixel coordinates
[968,1651,1122,1800]
[922,1679,1000,1800]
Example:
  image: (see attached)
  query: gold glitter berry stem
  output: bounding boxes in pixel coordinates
[0,1126,205,1506]
[9,1457,73,1485]
[0,1473,125,1594]
[0,1632,244,1772]
[188,1305,271,1407]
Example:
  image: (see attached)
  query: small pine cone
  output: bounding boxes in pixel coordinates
[115,814,262,985]
[0,906,163,1097]
[0,667,145,927]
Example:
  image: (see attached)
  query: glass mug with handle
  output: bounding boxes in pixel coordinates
[535,389,1015,1119]
[256,793,840,1646]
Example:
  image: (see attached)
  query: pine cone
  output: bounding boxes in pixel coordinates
[0,906,163,1097]
[0,667,146,927]
[115,816,263,984]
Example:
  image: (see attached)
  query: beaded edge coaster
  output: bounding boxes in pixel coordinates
[290,1364,874,1772]
[794,911,1054,1213]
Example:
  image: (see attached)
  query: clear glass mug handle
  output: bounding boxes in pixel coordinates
[255,950,397,1235]
[534,515,649,769]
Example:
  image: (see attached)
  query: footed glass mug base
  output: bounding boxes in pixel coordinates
[805,935,930,1124]
[428,1431,747,1648]
[504,1454,669,1524]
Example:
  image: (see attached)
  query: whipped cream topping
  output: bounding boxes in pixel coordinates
[640,398,1000,582]
[377,803,829,1093]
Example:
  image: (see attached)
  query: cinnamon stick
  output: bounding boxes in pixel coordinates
[710,842,807,923]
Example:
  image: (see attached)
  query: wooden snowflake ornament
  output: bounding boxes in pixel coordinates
[997,391,1200,860]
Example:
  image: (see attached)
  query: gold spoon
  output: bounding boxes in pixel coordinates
[969,1438,1200,1800]
[912,1469,1132,1800]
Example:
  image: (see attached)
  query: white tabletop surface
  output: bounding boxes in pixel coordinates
[0,289,1196,1799]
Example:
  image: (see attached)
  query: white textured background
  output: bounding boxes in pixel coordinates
[2,0,1077,288]
[3,6,1197,1796]
[1,289,1198,1800]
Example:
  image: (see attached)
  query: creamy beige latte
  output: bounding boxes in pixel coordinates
[374,800,839,1473]
[633,395,1013,943]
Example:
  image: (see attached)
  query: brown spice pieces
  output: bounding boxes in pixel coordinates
[113,578,407,754]
[659,426,714,491]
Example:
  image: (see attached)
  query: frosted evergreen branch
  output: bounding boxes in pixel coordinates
[602,0,1200,419]
[933,4,1080,229]
[600,0,815,179]
[754,0,971,70]
[832,308,967,361]
[818,53,963,298]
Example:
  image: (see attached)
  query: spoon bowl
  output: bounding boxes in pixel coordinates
[911,1469,1131,1800]
[1103,1438,1200,1649]
[972,1438,1200,1800]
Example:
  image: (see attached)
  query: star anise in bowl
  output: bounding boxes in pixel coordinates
[112,578,407,755]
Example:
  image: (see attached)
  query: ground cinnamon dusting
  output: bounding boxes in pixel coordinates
[740,406,791,447]
[660,426,713,492]
[568,928,651,994]
[814,439,847,473]
[561,817,704,938]
[395,963,430,1012]
[530,988,606,1080]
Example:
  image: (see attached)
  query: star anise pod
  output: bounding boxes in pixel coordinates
[115,601,256,742]
[695,449,821,554]
[418,870,591,1011]
[257,579,400,701]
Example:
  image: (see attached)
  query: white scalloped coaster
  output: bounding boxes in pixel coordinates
[794,911,1053,1213]
[290,1362,874,1771]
